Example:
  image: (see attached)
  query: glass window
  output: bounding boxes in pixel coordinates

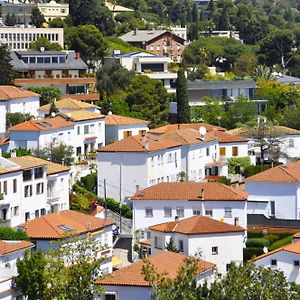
[90,124,95,134]
[24,185,32,197]
[25,212,30,221]
[212,246,218,255]
[35,209,39,218]
[154,236,162,249]
[193,208,201,215]
[41,208,46,216]
[29,56,35,63]
[145,207,153,218]
[178,240,184,252]
[77,126,80,135]
[3,181,7,195]
[13,179,17,193]
[176,207,184,218]
[59,56,66,63]
[123,131,132,139]
[205,209,213,217]
[232,146,238,156]
[52,56,58,63]
[36,183,44,195]
[34,167,44,179]
[294,260,300,267]
[224,207,232,218]
[14,206,19,216]
[206,147,210,156]
[84,125,89,134]
[23,169,32,181]
[271,259,277,266]
[37,56,43,63]
[22,56,29,63]
[44,57,51,63]
[164,207,172,218]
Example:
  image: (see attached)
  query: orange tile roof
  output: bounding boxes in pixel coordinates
[206,130,248,143]
[9,115,74,132]
[9,156,70,175]
[63,93,100,102]
[15,78,96,85]
[105,114,148,126]
[38,98,96,112]
[95,251,215,287]
[61,110,104,121]
[0,86,39,101]
[0,138,9,146]
[140,239,151,247]
[0,240,34,255]
[131,182,248,201]
[150,123,225,134]
[251,240,300,262]
[97,134,181,153]
[246,161,300,183]
[149,215,245,235]
[20,210,115,239]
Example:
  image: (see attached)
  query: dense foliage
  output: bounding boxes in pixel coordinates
[0,227,29,241]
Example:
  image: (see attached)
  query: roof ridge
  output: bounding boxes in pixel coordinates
[41,215,64,237]
[278,165,298,182]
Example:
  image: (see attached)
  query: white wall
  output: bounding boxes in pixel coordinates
[7,96,40,117]
[254,250,300,284]
[97,285,152,300]
[0,103,7,136]
[219,142,248,159]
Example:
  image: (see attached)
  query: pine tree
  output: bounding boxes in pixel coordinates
[176,68,191,124]
[49,102,59,116]
[0,44,15,85]
[31,8,45,27]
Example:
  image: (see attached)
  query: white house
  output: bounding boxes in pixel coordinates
[38,98,100,118]
[19,210,115,275]
[97,133,182,201]
[252,240,300,284]
[94,251,215,300]
[104,113,149,144]
[3,155,70,226]
[149,215,246,274]
[0,240,34,299]
[0,86,40,137]
[130,181,248,240]
[245,161,300,220]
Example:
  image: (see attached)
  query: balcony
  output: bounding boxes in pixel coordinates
[47,190,60,204]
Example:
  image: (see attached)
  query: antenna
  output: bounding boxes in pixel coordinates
[199,126,207,140]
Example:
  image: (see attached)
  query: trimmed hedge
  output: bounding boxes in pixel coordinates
[246,238,269,248]
[244,247,264,261]
[268,235,293,251]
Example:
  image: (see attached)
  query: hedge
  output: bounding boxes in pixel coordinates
[246,238,269,248]
[0,227,30,241]
[268,235,293,251]
[244,247,264,261]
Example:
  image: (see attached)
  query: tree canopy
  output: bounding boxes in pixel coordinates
[0,44,15,85]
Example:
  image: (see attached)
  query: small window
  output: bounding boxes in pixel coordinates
[224,207,232,218]
[164,207,172,218]
[24,185,32,197]
[205,210,213,217]
[23,169,32,181]
[294,260,300,267]
[212,246,218,255]
[178,240,184,252]
[271,259,277,266]
[176,207,184,218]
[90,124,95,134]
[145,207,153,218]
[36,183,44,195]
[35,209,39,218]
[219,147,226,156]
[41,208,46,216]
[14,206,19,216]
[105,294,116,300]
[193,208,201,215]
[13,179,17,193]
[25,212,30,221]
[3,181,7,195]
[139,130,147,136]
[77,126,80,135]
[232,146,238,157]
[123,131,132,139]
[154,236,162,249]
[206,147,210,156]
[84,125,89,134]
[34,167,44,179]
[226,263,232,271]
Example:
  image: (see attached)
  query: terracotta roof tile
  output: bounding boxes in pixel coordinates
[150,123,225,134]
[140,239,151,247]
[105,114,148,126]
[9,156,70,175]
[95,251,215,286]
[131,182,248,201]
[20,210,115,239]
[246,161,300,183]
[206,130,248,143]
[97,134,181,153]
[0,158,21,175]
[63,93,100,102]
[228,126,300,137]
[61,110,104,121]
[38,98,96,112]
[15,78,96,85]
[0,240,34,255]
[9,115,74,131]
[0,138,9,146]
[149,215,245,235]
[0,86,39,101]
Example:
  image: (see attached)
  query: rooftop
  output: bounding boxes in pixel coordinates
[8,156,70,175]
[95,251,215,287]
[38,98,96,112]
[149,215,245,235]
[61,110,104,121]
[150,123,225,134]
[246,161,300,183]
[97,134,181,153]
[0,85,39,101]
[188,79,256,90]
[20,210,114,240]
[206,130,248,144]
[105,114,148,126]
[130,182,248,201]
[62,93,100,102]
[9,115,74,132]
[0,240,34,256]
[15,77,96,85]
[0,157,21,175]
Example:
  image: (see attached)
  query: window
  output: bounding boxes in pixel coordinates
[13,179,17,193]
[123,131,132,139]
[3,181,7,195]
[105,293,116,300]
[193,208,201,215]
[84,125,89,134]
[212,246,218,255]
[77,126,80,135]
[24,185,32,197]
[90,124,95,134]
[224,207,232,218]
[151,157,154,167]
[219,147,226,156]
[146,231,151,239]
[34,167,44,179]
[23,169,32,181]
[139,130,147,136]
[176,207,184,218]
[178,240,184,252]
[294,260,300,267]
[14,206,19,216]
[226,263,232,271]
[145,207,153,218]
[232,146,238,156]
[156,45,160,51]
[35,210,39,218]
[271,259,277,266]
[206,147,210,156]
[36,183,44,195]
[164,207,172,218]
[289,139,294,147]
[154,236,163,249]
[76,147,81,156]
[25,212,30,221]
[41,208,46,216]
[205,209,213,217]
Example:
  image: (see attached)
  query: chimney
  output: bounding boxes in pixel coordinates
[133,29,137,35]
[175,216,179,222]
[75,52,80,60]
[136,185,140,192]
[234,217,239,226]
[200,188,204,199]
[177,124,180,129]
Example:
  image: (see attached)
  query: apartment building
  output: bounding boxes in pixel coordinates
[0,27,64,51]
[0,155,70,227]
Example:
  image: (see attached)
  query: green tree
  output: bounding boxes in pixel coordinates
[280,103,300,130]
[176,68,190,124]
[31,7,45,27]
[70,194,91,212]
[0,227,29,241]
[0,44,15,85]
[166,238,179,252]
[30,37,62,51]
[27,86,61,106]
[4,13,17,26]
[15,251,47,300]
[6,112,33,129]
[234,52,257,77]
[66,25,108,67]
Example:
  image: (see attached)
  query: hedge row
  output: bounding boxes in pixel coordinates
[246,238,269,248]
[243,247,264,262]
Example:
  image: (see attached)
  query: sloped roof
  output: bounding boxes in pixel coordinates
[8,156,70,175]
[246,161,300,183]
[228,126,300,137]
[105,114,148,126]
[9,115,74,132]
[150,123,225,134]
[0,240,34,256]
[149,215,245,235]
[20,210,114,240]
[63,93,100,102]
[15,78,96,85]
[95,251,215,287]
[0,86,39,101]
[38,98,96,112]
[97,134,181,153]
[62,110,104,121]
[130,182,248,201]
[206,130,248,144]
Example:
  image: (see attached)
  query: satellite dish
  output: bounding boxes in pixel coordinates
[67,113,71,118]
[199,126,207,136]
[263,247,268,254]
[51,112,55,117]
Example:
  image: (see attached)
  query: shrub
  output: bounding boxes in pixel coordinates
[243,247,264,261]
[0,227,30,241]
[246,238,269,248]
[70,194,90,213]
[228,157,251,174]
[268,235,293,251]
[79,173,97,192]
[247,231,264,239]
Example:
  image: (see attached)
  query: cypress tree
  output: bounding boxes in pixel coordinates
[176,68,191,123]
[0,44,15,85]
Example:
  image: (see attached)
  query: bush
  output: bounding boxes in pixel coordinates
[79,173,97,192]
[243,247,264,261]
[228,157,251,174]
[246,238,269,248]
[0,227,30,241]
[244,163,280,178]
[70,194,90,213]
[268,235,293,251]
[247,231,264,239]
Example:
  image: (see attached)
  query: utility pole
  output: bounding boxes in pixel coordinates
[104,179,107,219]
